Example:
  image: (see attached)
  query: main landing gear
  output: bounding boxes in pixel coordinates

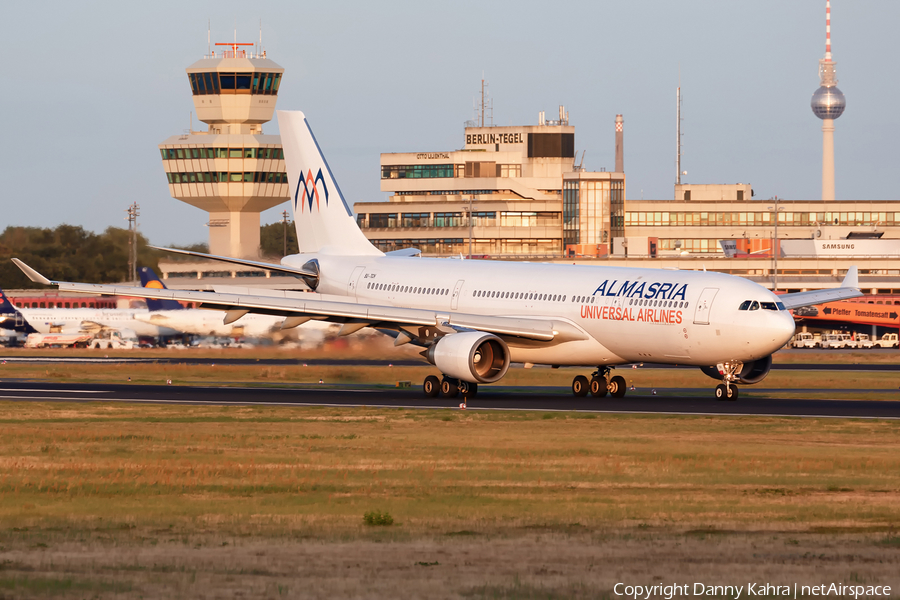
[572,367,626,398]
[423,375,478,408]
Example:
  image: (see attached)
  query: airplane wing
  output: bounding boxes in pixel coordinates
[778,266,862,310]
[11,259,586,344]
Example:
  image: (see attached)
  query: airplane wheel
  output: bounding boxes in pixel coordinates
[441,378,459,398]
[459,381,478,398]
[423,375,440,398]
[609,375,627,398]
[727,385,739,401]
[572,375,589,397]
[715,384,728,400]
[589,377,608,397]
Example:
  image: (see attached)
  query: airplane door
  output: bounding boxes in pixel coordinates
[451,280,465,310]
[347,266,366,297]
[693,287,719,325]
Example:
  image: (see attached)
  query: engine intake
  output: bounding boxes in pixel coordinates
[425,332,510,383]
[700,355,772,385]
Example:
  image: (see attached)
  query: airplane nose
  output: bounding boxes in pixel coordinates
[774,312,796,345]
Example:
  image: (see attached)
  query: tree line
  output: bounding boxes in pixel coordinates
[0,221,296,290]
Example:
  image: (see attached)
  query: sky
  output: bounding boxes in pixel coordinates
[2,0,897,247]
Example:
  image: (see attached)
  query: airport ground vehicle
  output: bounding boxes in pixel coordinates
[25,332,95,348]
[89,330,135,349]
[792,332,816,348]
[854,333,876,349]
[25,329,135,349]
[875,333,899,348]
[814,331,862,349]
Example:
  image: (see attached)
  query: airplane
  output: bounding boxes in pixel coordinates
[134,267,333,344]
[0,284,179,338]
[12,110,863,402]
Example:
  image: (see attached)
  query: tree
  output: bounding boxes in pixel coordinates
[0,225,171,288]
[260,220,298,258]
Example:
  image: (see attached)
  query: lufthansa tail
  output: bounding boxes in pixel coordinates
[139,267,185,311]
[278,110,382,256]
[0,289,37,334]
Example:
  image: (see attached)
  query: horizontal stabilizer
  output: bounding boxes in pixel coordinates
[149,246,319,279]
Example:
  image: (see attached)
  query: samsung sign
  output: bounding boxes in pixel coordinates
[780,239,900,257]
[466,132,525,145]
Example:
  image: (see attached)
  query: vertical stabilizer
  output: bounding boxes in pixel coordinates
[139,267,185,311]
[0,290,37,334]
[278,111,382,256]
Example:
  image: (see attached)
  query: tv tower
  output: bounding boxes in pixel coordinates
[810,0,846,201]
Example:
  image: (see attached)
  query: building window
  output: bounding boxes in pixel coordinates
[433,212,462,227]
[527,133,575,158]
[381,164,454,179]
[368,213,397,228]
[401,213,430,227]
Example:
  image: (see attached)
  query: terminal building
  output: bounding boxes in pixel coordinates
[355,107,625,259]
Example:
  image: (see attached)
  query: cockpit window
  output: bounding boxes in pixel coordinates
[776,302,786,311]
[749,301,760,311]
[739,300,752,310]
[760,302,778,311]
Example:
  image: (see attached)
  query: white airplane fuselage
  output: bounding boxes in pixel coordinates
[134,310,286,338]
[18,308,178,338]
[288,253,796,367]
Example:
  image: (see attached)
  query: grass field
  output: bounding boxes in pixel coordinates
[0,399,898,598]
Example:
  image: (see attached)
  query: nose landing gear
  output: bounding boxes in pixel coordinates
[714,362,741,401]
[571,367,626,398]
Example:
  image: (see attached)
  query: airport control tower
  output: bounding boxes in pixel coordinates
[810,0,846,201]
[159,43,289,258]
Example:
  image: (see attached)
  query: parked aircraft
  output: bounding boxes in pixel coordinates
[0,285,178,338]
[12,110,862,401]
[134,268,332,344]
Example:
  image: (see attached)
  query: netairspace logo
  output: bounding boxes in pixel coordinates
[613,582,892,600]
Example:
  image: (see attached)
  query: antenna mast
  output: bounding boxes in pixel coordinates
[676,85,683,186]
[474,75,492,127]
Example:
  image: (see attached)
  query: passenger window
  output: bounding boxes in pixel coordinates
[739,300,752,310]
[749,301,759,311]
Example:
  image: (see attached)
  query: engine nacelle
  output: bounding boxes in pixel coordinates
[425,332,510,383]
[700,355,772,385]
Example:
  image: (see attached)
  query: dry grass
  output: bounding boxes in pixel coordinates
[0,403,898,597]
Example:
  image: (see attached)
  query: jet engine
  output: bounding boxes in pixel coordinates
[425,331,510,383]
[700,355,772,385]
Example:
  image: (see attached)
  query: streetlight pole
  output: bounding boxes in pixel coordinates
[467,194,473,259]
[125,202,140,283]
[281,210,289,256]
[767,199,783,291]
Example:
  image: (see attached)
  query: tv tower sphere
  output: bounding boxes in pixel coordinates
[811,85,845,120]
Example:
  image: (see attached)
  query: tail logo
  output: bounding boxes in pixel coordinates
[295,168,329,212]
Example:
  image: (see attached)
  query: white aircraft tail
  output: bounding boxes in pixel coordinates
[278,110,382,256]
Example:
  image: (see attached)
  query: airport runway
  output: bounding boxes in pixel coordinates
[2,355,899,372]
[0,381,897,419]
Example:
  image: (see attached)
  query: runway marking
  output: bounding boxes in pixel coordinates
[0,358,152,363]
[0,395,118,401]
[0,388,111,394]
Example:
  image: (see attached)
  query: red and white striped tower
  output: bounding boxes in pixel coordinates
[614,115,624,173]
[811,0,845,201]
